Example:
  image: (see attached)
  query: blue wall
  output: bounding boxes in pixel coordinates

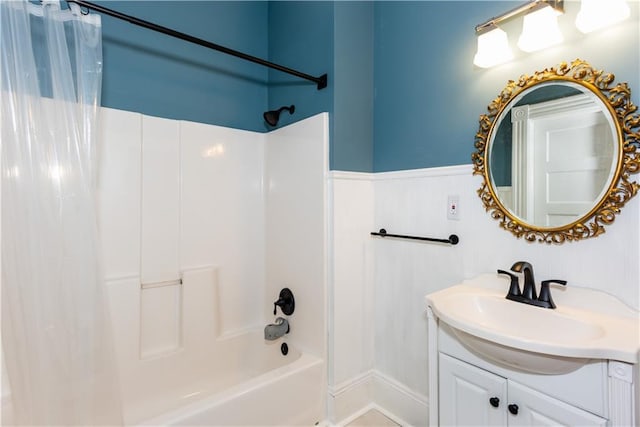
[97,1,269,131]
[267,1,373,171]
[373,1,492,171]
[95,1,639,172]
[372,1,640,172]
[333,2,374,172]
[267,1,333,130]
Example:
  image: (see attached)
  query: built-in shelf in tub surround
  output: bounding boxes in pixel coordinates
[140,279,183,358]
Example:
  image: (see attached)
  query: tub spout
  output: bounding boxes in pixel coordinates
[264,317,289,341]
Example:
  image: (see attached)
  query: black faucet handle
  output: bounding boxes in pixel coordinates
[538,279,567,309]
[273,288,295,316]
[497,269,521,298]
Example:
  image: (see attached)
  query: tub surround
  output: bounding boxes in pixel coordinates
[265,115,329,358]
[97,109,328,424]
[99,108,266,339]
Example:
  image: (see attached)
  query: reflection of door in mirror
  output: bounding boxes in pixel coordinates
[474,60,640,243]
[511,94,615,226]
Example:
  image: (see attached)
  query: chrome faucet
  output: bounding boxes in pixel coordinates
[497,261,567,309]
[264,317,289,341]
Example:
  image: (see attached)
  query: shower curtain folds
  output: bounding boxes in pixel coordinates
[1,0,122,425]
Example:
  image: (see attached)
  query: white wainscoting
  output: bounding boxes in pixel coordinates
[328,165,640,425]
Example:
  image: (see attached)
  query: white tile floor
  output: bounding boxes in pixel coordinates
[345,409,400,426]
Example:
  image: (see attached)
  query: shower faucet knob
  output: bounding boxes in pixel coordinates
[273,287,295,316]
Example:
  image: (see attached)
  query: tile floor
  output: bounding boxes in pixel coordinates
[345,409,400,426]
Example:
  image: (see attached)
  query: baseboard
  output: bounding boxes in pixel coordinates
[328,370,429,426]
[328,370,375,425]
[373,371,429,427]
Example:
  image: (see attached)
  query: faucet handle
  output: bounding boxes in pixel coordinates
[273,288,295,316]
[538,280,567,309]
[497,269,521,298]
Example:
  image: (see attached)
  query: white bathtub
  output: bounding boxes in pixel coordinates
[2,332,324,426]
[119,330,325,426]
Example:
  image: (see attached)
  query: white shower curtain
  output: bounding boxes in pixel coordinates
[1,1,122,425]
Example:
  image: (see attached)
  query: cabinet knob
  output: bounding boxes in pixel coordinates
[489,397,500,408]
[508,404,519,415]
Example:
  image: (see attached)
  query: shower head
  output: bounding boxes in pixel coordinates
[263,105,295,127]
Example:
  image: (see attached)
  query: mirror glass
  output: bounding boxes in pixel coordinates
[487,82,618,227]
[472,60,640,244]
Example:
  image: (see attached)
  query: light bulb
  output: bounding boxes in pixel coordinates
[576,0,630,33]
[518,5,563,53]
[473,27,513,68]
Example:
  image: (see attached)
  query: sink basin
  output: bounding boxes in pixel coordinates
[426,274,640,374]
[449,293,606,345]
[449,328,592,374]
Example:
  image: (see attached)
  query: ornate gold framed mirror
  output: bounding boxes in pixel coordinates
[472,59,640,243]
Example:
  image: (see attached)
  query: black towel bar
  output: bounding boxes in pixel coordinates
[370,228,459,245]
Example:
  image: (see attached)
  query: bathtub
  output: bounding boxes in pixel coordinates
[119,330,325,426]
[2,332,324,426]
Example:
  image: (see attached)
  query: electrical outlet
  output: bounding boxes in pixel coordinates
[447,195,460,220]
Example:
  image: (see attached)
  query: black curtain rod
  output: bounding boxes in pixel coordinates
[67,0,328,90]
[371,228,459,245]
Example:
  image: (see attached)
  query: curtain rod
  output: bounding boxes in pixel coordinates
[66,0,328,90]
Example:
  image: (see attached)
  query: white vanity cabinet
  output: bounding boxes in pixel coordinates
[428,315,637,427]
[439,352,607,426]
[439,352,507,426]
[425,275,640,427]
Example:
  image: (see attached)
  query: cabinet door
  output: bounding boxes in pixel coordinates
[439,353,507,426]
[507,381,607,427]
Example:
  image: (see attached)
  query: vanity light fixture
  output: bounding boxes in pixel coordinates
[575,0,630,34]
[473,0,564,67]
[473,24,513,68]
[517,3,564,52]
